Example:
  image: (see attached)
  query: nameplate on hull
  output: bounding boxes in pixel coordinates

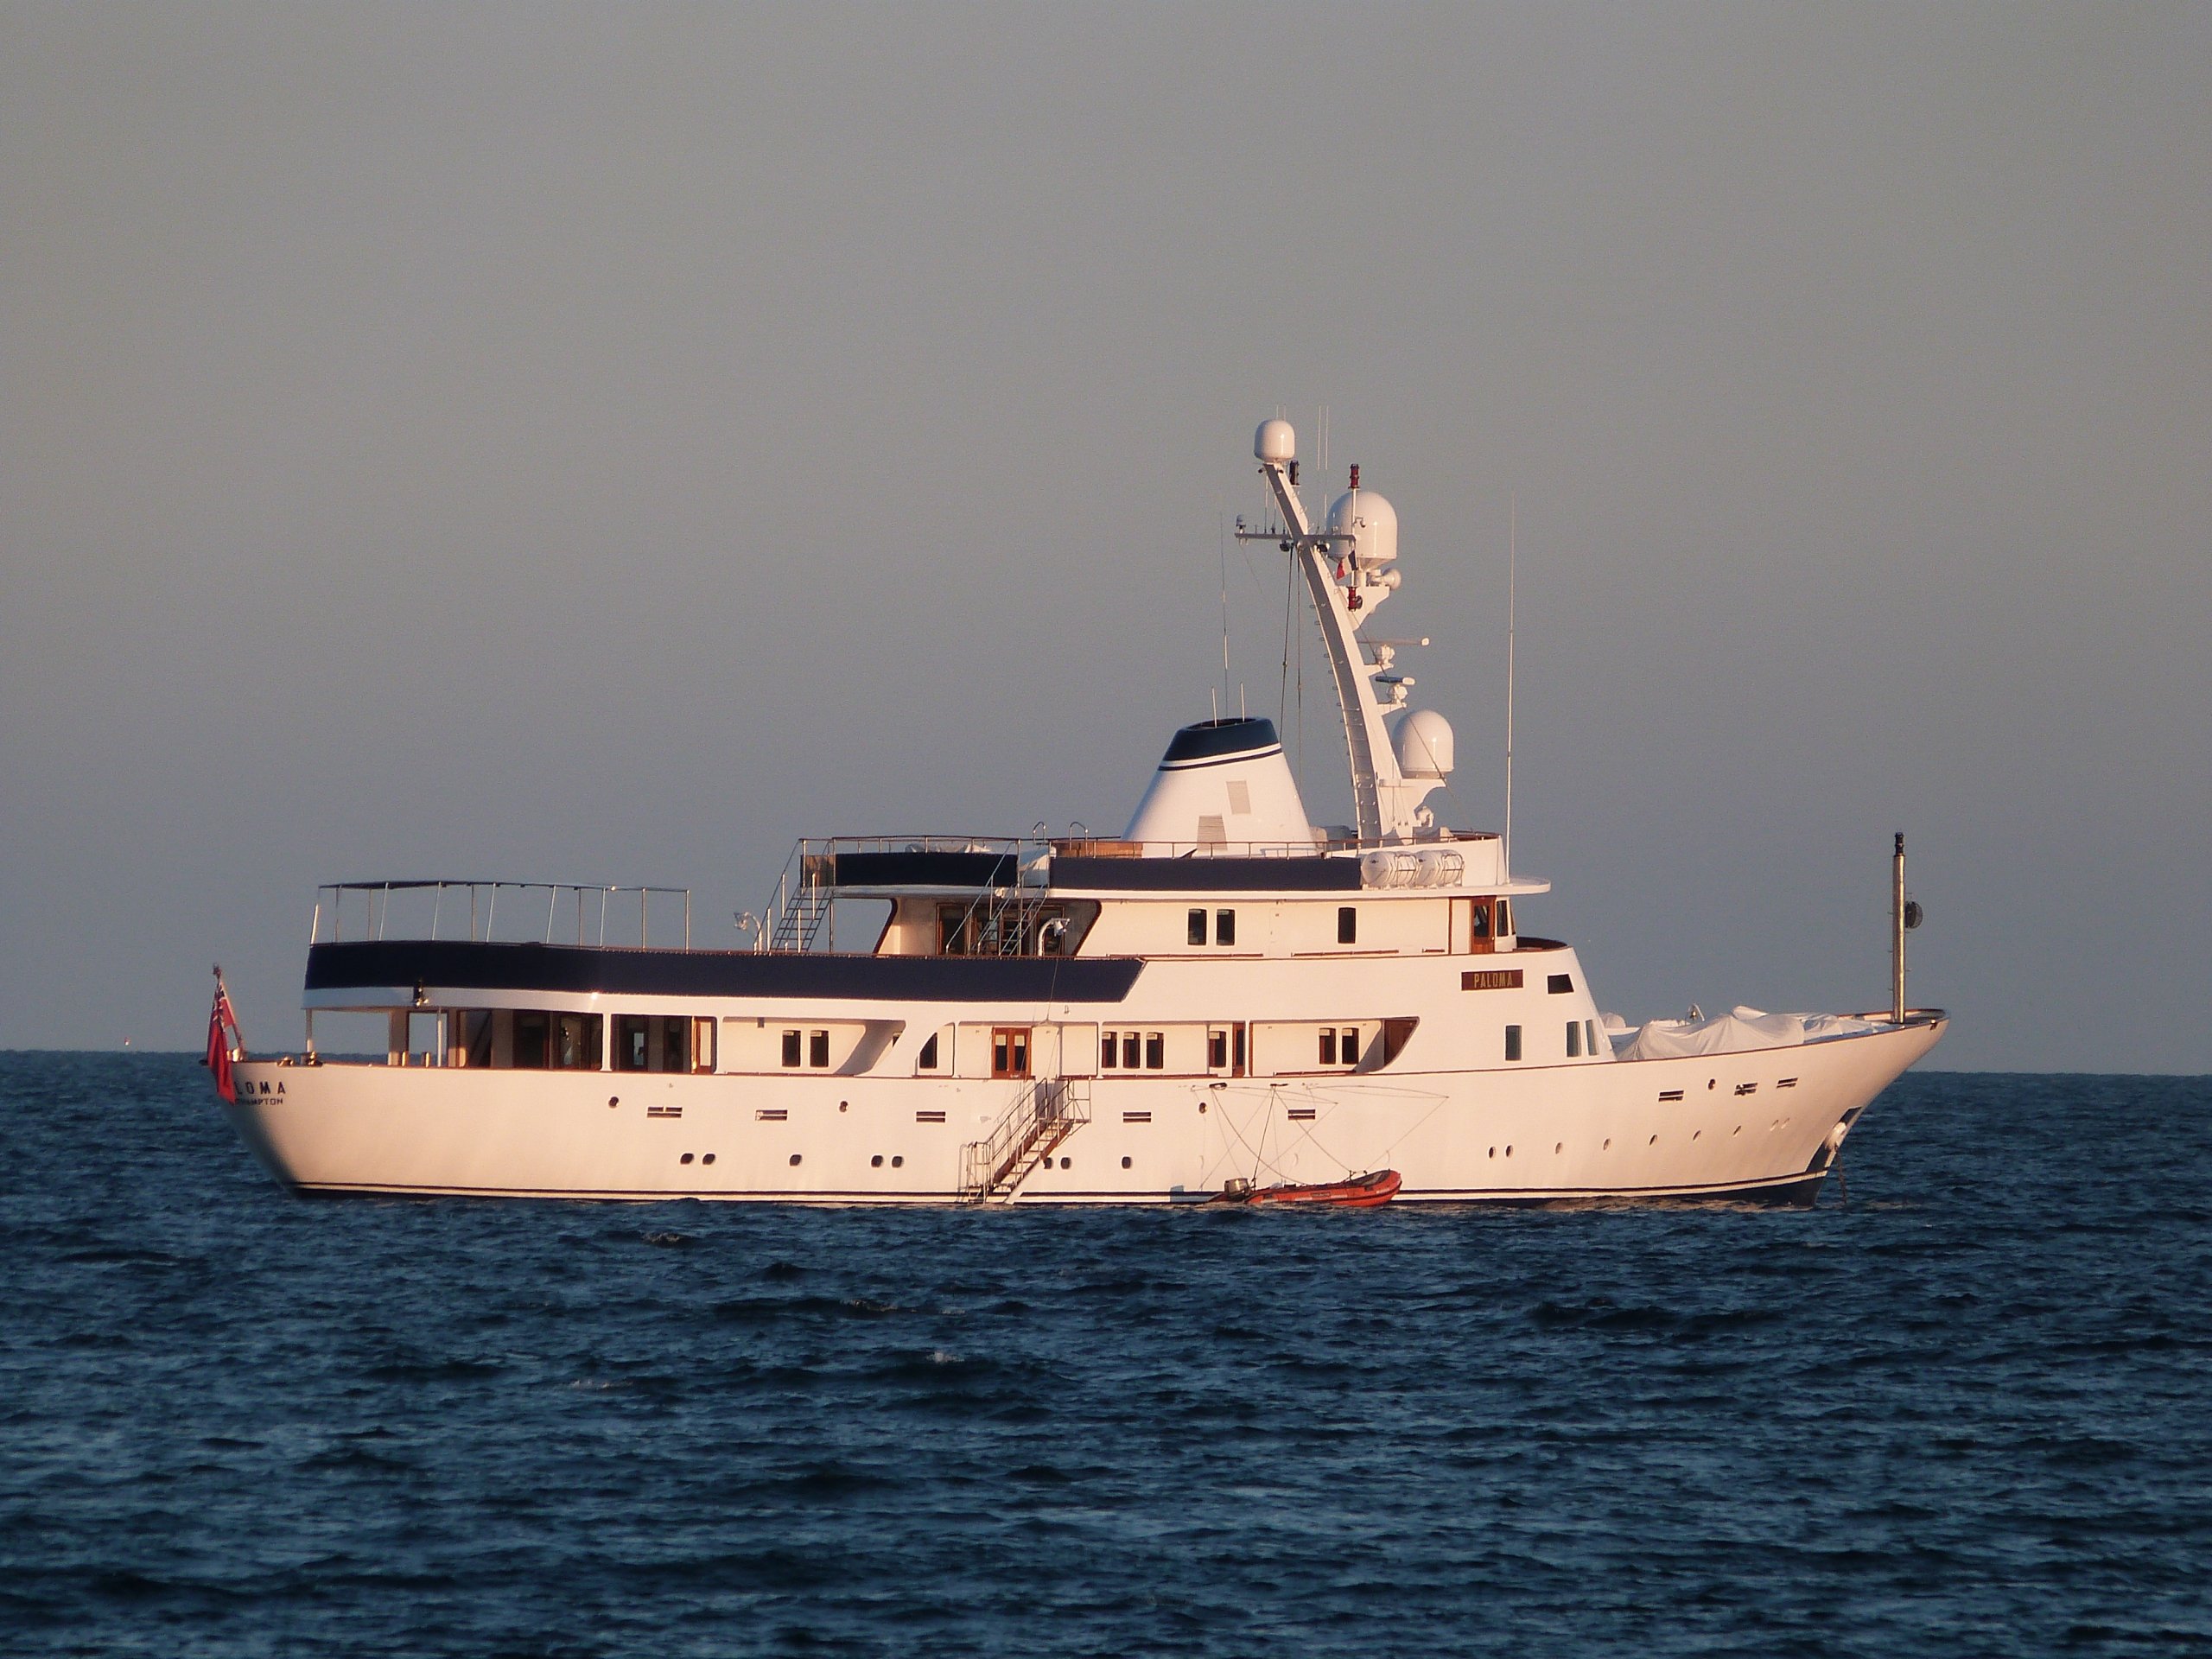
[1461,969,1524,991]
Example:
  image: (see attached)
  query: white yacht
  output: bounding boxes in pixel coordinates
[213,417,1946,1205]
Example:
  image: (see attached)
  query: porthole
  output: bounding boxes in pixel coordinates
[1649,1134,1657,1145]
[1554,1142,1562,1154]
[789,1154,802,1166]
[680,1153,694,1165]
[1603,1139,1611,1150]
[1121,1157,1131,1169]
[1488,1147,1497,1159]
[702,1153,715,1165]
[839,1100,849,1113]
[607,1096,620,1109]
[1505,1146,1513,1157]
[1059,1156,1071,1169]
[1707,1078,1716,1090]
[1732,1125,1741,1135]
[1691,1131,1700,1141]
[871,1154,883,1167]
[891,1155,903,1168]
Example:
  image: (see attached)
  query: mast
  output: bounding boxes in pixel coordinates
[1891,833,1907,1024]
[1240,420,1422,842]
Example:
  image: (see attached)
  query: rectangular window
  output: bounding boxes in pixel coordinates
[1215,910,1236,946]
[808,1029,830,1069]
[938,906,970,956]
[1548,974,1573,995]
[1122,1032,1141,1070]
[918,1032,939,1070]
[1340,1027,1360,1066]
[1319,1029,1338,1065]
[1505,1024,1522,1062]
[1143,1032,1164,1071]
[1208,1029,1229,1068]
[1469,899,1491,940]
[464,1011,494,1068]
[615,1014,651,1071]
[1567,1021,1582,1058]
[1100,1030,1118,1068]
[1338,906,1357,944]
[1497,899,1514,937]
[1187,909,1208,946]
[1232,1024,1246,1074]
[554,1013,601,1071]
[659,1015,690,1072]
[992,1027,1030,1079]
[781,1030,802,1067]
[514,1011,550,1070]
[1586,1020,1599,1058]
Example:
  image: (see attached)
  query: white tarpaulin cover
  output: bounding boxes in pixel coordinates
[1612,1006,1879,1062]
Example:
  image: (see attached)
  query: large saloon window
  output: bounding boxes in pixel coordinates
[513,1011,550,1069]
[554,1013,601,1071]
[512,1010,601,1071]
[615,1014,696,1073]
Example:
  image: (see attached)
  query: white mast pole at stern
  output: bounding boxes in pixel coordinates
[1892,833,1907,1024]
[1504,493,1516,882]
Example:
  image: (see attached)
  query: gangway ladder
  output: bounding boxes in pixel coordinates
[767,850,836,953]
[961,1077,1092,1203]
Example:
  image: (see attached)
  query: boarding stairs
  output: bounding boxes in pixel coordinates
[961,1077,1091,1203]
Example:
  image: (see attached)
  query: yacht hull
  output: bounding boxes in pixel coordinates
[220,1017,1943,1205]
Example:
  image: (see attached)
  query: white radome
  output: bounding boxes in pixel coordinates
[1327,486,1398,569]
[1254,418,1296,465]
[1395,708,1454,779]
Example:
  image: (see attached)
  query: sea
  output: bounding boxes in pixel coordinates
[2,1056,2207,1657]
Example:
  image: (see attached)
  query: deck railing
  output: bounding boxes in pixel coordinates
[312,880,693,950]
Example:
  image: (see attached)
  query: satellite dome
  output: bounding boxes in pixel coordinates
[1326,486,1398,569]
[1395,709,1454,779]
[1254,418,1296,465]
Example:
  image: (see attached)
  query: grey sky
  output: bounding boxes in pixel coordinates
[3,3,2206,1070]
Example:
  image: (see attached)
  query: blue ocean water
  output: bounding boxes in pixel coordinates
[2,1057,2207,1656]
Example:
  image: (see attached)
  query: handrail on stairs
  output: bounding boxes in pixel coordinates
[961,1077,1091,1202]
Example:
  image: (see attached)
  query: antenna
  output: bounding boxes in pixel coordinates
[1504,493,1516,882]
[1218,512,1232,710]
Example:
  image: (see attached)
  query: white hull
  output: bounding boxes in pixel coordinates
[224,1019,1942,1206]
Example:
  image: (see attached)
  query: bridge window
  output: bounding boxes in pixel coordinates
[1216,910,1236,946]
[1188,909,1208,946]
[918,1033,939,1071]
[781,1029,802,1067]
[808,1029,831,1069]
[1143,1032,1164,1070]
[1338,906,1357,944]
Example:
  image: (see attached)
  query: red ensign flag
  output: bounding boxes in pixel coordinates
[203,975,238,1103]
